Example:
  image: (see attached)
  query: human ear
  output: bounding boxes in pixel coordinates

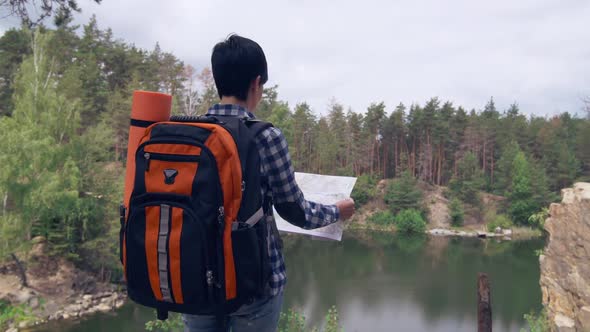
[253,76,262,93]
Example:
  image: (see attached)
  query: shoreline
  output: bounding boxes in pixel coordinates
[1,286,127,332]
[0,239,128,332]
[345,223,544,240]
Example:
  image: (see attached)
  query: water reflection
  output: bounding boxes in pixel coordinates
[36,232,544,332]
[282,232,544,332]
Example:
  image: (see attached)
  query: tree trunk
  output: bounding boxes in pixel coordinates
[2,192,7,216]
[438,145,443,185]
[10,253,28,288]
[384,145,388,178]
[490,143,495,185]
[394,141,398,178]
[412,141,416,177]
[482,140,487,173]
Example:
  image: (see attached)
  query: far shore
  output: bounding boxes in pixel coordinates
[345,222,544,240]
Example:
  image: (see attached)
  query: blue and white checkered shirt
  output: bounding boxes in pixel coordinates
[207,104,340,296]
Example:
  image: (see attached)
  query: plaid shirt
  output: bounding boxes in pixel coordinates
[207,104,340,296]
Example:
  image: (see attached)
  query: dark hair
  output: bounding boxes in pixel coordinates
[211,34,268,101]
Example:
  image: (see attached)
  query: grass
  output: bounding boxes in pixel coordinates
[520,309,550,332]
[512,227,544,239]
[0,300,36,330]
[145,306,342,332]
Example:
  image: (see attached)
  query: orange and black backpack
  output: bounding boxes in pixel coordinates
[119,115,273,320]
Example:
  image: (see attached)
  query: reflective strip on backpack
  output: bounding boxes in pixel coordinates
[244,207,264,227]
[158,204,173,303]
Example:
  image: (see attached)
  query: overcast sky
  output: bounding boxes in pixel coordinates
[2,0,590,116]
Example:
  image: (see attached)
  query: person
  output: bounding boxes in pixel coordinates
[182,34,356,332]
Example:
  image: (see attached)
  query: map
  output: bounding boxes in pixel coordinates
[274,172,357,241]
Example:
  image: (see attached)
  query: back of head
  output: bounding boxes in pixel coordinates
[211,34,268,101]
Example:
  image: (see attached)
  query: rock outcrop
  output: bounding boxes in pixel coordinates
[540,182,590,332]
[0,236,127,331]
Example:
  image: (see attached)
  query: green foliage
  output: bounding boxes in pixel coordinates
[0,28,31,116]
[0,29,118,273]
[494,140,520,195]
[278,306,341,332]
[145,313,184,331]
[508,152,538,225]
[368,210,395,226]
[323,306,342,332]
[520,309,550,332]
[0,300,36,329]
[384,171,423,215]
[0,215,25,259]
[487,214,513,232]
[278,308,306,332]
[351,174,378,207]
[2,0,102,27]
[394,209,426,234]
[449,198,464,227]
[143,307,342,332]
[528,208,549,230]
[449,152,485,205]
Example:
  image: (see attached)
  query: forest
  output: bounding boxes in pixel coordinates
[0,17,589,280]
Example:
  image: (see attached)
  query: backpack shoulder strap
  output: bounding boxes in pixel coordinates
[245,119,273,138]
[244,119,283,248]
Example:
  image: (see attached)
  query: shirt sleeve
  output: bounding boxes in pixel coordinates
[258,127,340,230]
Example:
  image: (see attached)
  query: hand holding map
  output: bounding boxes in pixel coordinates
[274,172,357,241]
[335,198,356,220]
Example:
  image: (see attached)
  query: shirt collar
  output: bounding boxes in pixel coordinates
[206,104,256,119]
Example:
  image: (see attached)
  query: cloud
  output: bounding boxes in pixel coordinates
[2,0,590,116]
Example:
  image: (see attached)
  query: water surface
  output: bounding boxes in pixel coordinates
[36,232,544,331]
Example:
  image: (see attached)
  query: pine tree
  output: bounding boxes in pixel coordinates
[0,28,32,116]
[291,103,317,171]
[327,101,348,174]
[449,152,485,205]
[195,67,218,114]
[346,110,364,176]
[384,171,423,215]
[256,85,279,120]
[449,198,465,227]
[267,101,293,145]
[363,102,386,175]
[508,151,537,225]
[494,140,520,195]
[316,117,336,174]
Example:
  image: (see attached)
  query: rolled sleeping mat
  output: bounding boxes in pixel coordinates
[123,91,172,209]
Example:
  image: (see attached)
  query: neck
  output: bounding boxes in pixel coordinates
[219,96,248,109]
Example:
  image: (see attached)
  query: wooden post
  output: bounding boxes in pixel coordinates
[478,273,492,332]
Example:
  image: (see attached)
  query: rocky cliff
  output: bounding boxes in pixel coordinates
[540,182,590,332]
[0,237,126,331]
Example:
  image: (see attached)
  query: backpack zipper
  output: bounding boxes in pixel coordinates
[215,205,225,293]
[143,152,200,171]
[218,206,225,228]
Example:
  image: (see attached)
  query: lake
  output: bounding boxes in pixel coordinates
[35,231,545,332]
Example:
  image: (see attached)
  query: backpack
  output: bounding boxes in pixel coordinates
[119,115,273,320]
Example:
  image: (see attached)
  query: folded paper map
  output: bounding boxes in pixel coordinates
[274,172,357,241]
